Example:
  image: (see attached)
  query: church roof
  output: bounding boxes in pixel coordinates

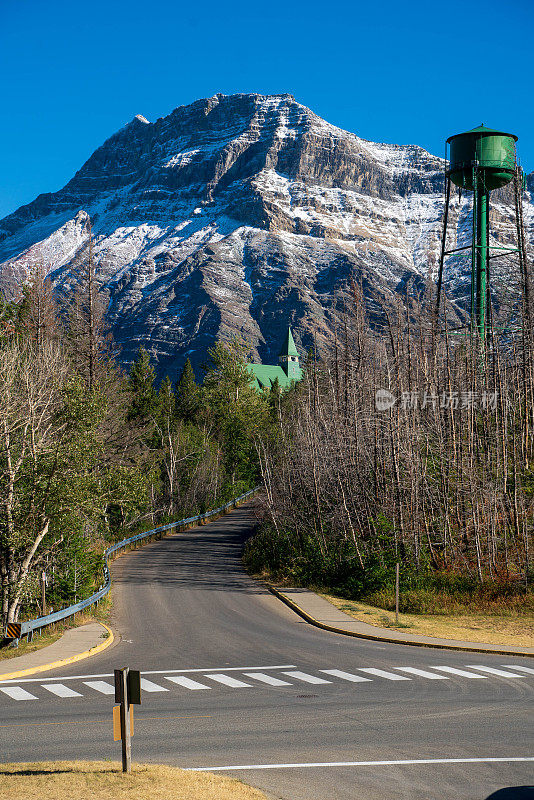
[246,327,302,392]
[279,327,299,358]
[246,363,296,391]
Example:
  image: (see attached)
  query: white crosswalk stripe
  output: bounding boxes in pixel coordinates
[42,683,83,698]
[205,674,252,688]
[431,667,487,678]
[357,668,411,681]
[83,680,115,694]
[0,686,38,700]
[140,678,169,692]
[165,676,211,690]
[0,662,532,704]
[282,671,332,684]
[320,669,371,683]
[243,673,293,686]
[502,664,534,675]
[466,666,526,678]
[394,667,450,680]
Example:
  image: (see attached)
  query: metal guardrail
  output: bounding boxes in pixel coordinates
[11,487,259,644]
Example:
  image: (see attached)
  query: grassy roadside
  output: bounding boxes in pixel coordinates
[320,593,534,646]
[0,761,269,800]
[0,595,113,662]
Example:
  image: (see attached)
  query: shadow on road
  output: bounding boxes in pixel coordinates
[485,789,534,799]
[111,507,264,593]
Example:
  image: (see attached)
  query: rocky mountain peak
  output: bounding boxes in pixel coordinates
[1,93,532,378]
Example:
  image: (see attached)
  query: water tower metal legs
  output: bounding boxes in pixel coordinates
[437,154,526,352]
[476,189,488,342]
[470,167,488,344]
[435,176,450,322]
[434,174,485,343]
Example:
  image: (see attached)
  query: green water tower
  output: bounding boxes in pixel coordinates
[436,124,526,344]
[448,125,517,191]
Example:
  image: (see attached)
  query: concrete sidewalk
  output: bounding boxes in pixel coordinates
[0,622,113,680]
[271,586,534,657]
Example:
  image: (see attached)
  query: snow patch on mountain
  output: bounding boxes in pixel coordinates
[0,92,530,376]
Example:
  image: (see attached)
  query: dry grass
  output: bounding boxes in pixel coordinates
[0,596,112,661]
[321,593,534,646]
[0,761,270,800]
[0,627,63,661]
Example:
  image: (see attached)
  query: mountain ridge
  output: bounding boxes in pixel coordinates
[1,92,532,376]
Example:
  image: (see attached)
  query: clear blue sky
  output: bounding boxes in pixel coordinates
[1,0,532,220]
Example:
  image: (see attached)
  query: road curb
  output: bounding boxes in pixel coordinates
[268,586,534,658]
[0,622,115,681]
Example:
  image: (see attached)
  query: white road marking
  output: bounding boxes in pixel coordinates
[0,665,297,684]
[357,668,411,681]
[431,666,488,679]
[41,683,83,698]
[502,665,534,675]
[83,680,115,695]
[140,678,169,692]
[320,669,371,683]
[243,673,293,686]
[282,671,332,685]
[142,665,296,675]
[205,674,252,688]
[0,686,38,700]
[0,661,531,703]
[394,667,450,680]
[466,665,526,678]
[165,676,211,690]
[185,756,534,772]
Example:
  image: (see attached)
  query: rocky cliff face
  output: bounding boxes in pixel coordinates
[1,93,532,376]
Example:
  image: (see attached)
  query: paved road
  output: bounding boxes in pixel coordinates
[1,506,532,800]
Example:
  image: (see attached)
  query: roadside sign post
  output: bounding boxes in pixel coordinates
[395,563,400,626]
[114,667,141,774]
[41,571,47,615]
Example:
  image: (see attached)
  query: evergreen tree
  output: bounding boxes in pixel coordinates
[0,295,19,338]
[175,358,200,423]
[14,263,58,348]
[202,338,269,488]
[127,347,157,421]
[202,338,253,406]
[158,376,175,421]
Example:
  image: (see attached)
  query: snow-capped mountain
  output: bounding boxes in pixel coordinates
[1,93,532,375]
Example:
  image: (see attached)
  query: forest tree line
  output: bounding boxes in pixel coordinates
[3,254,533,627]
[245,286,534,612]
[0,258,270,626]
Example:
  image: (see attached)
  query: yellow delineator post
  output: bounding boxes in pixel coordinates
[5,623,21,639]
[113,704,134,740]
[114,667,141,774]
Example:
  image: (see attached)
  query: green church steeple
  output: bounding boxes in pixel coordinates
[245,326,303,392]
[279,327,301,380]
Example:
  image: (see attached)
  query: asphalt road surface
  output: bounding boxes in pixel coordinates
[1,505,532,800]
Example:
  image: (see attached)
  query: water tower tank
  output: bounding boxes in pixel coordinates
[447,124,517,191]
